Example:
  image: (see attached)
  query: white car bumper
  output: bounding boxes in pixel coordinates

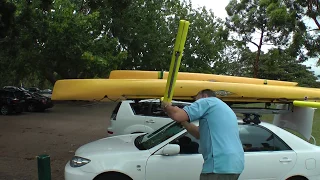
[65,161,98,180]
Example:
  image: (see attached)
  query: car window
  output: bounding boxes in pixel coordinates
[149,102,189,118]
[135,121,185,150]
[110,102,122,120]
[130,102,150,116]
[150,102,167,117]
[13,91,24,99]
[169,133,200,154]
[239,124,291,152]
[6,91,15,98]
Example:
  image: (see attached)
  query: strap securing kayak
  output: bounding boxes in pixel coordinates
[158,71,164,79]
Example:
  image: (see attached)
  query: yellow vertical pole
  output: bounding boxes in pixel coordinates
[163,20,190,103]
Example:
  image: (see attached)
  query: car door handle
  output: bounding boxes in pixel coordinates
[146,119,155,123]
[279,157,292,163]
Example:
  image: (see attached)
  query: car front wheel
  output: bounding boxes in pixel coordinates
[1,105,10,115]
[94,173,132,180]
[27,103,35,112]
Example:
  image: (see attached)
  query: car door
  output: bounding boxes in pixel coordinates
[239,124,297,180]
[145,133,204,180]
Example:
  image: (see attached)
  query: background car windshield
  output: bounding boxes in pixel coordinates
[135,122,185,150]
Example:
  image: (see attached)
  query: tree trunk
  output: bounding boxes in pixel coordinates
[308,0,320,29]
[44,70,57,85]
[254,29,265,78]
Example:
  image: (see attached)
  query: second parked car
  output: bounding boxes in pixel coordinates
[107,99,190,136]
[0,89,25,115]
[3,88,54,112]
[23,91,54,112]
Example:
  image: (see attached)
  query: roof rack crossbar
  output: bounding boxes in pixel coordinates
[232,107,291,115]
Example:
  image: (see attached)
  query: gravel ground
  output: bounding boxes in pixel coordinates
[0,101,117,180]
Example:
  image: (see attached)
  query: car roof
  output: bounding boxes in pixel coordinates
[190,117,276,129]
[0,89,14,92]
[124,99,286,129]
[3,89,22,92]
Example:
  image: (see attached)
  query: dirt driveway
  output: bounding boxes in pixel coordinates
[0,101,117,180]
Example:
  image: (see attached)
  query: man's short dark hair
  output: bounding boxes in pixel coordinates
[197,89,216,97]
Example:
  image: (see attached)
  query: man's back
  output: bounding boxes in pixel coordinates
[183,97,244,174]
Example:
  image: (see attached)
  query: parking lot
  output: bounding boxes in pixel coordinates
[0,101,117,180]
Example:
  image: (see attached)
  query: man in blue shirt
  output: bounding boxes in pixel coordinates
[162,89,244,180]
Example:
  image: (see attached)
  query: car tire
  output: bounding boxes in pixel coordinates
[1,105,10,115]
[27,104,35,112]
[94,173,132,180]
[287,176,307,180]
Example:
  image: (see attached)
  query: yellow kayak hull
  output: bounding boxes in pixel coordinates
[109,70,298,86]
[51,79,320,103]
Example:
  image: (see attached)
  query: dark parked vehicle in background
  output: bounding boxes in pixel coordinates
[26,92,54,112]
[3,86,26,91]
[13,90,54,112]
[2,86,54,113]
[0,89,25,115]
[28,87,40,93]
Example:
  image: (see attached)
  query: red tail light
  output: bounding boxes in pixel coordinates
[107,131,114,134]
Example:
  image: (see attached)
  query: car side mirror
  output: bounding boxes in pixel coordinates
[162,144,180,156]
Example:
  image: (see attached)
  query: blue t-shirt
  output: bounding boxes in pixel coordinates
[183,97,244,174]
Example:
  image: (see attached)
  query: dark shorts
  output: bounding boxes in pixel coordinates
[200,173,240,180]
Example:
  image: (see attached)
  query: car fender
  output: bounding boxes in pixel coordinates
[123,124,154,134]
[79,151,150,180]
[281,149,320,180]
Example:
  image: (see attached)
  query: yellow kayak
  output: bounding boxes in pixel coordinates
[51,79,320,103]
[108,70,298,86]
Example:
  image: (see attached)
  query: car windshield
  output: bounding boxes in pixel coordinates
[134,121,185,150]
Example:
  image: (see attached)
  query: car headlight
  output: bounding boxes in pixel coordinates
[70,156,91,167]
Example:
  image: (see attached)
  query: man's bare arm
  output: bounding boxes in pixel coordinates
[181,121,200,139]
[164,105,189,122]
[163,103,199,139]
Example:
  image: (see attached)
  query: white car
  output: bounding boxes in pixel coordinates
[65,117,320,180]
[107,99,190,136]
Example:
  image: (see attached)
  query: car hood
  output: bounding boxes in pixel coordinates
[75,134,143,156]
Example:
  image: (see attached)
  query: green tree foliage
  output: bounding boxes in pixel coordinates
[283,0,320,63]
[225,0,306,77]
[0,0,19,87]
[258,49,319,87]
[180,6,229,73]
[1,0,126,86]
[105,0,180,70]
[0,0,16,39]
[284,0,320,30]
[1,0,229,86]
[212,40,252,76]
[0,0,319,88]
[216,42,319,87]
